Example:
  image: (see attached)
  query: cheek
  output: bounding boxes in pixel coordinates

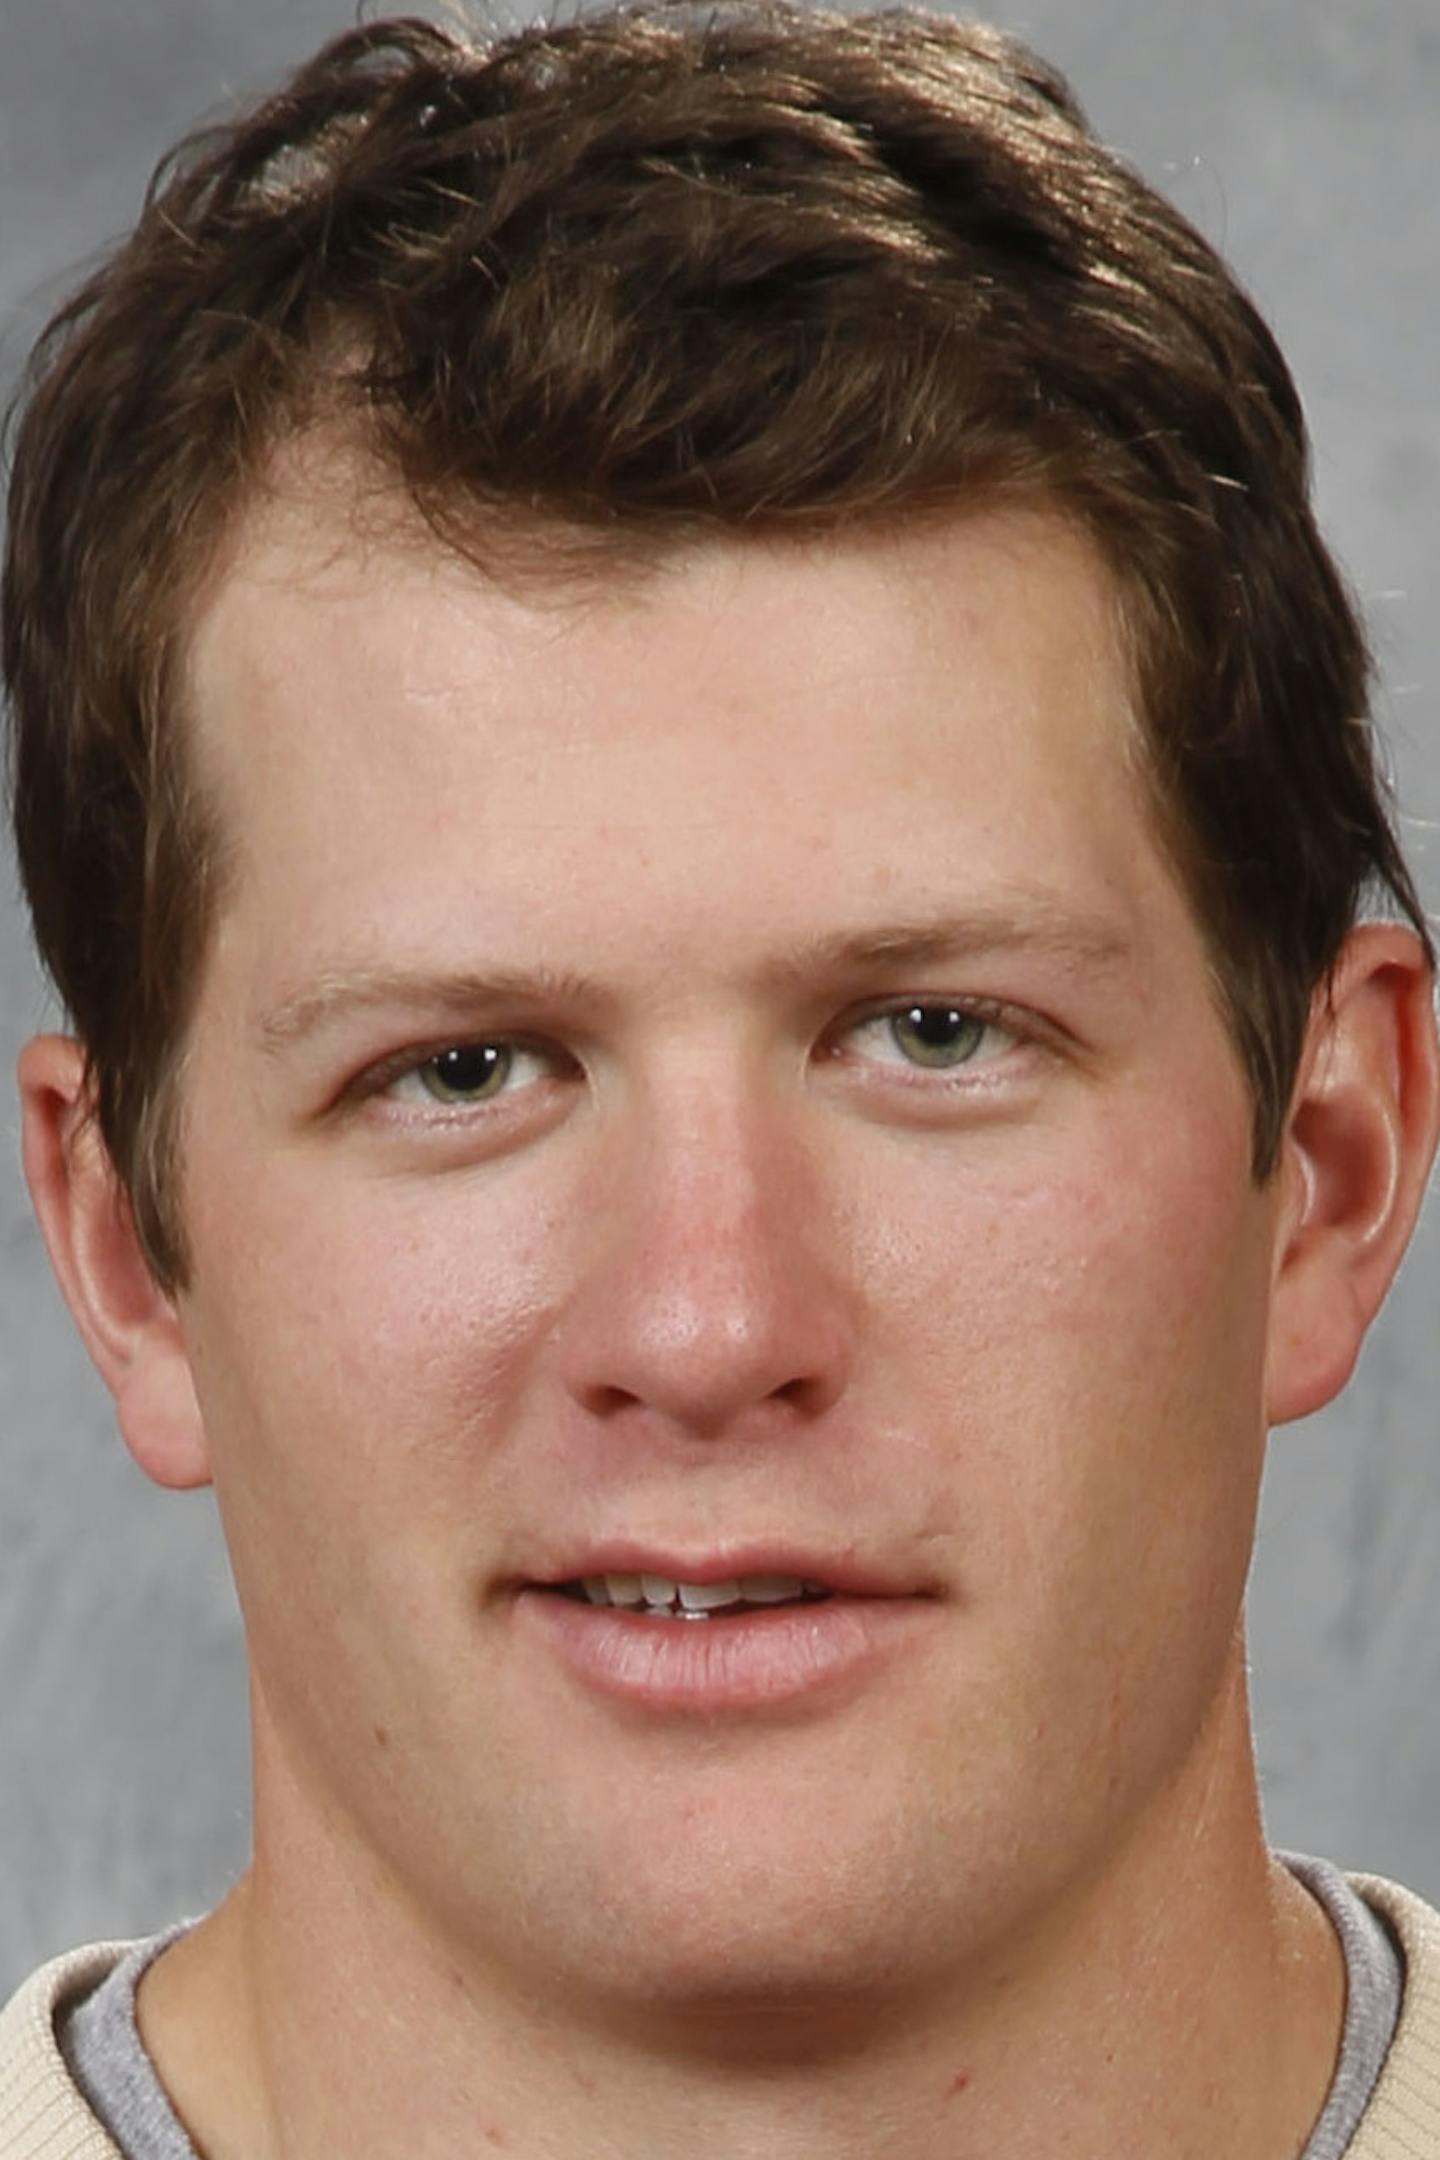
[180,1155,578,1543]
[839,1112,1274,1815]
[849,1108,1276,1591]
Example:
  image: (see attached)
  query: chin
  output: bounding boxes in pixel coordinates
[542,1908,943,2054]
[498,1813,958,2032]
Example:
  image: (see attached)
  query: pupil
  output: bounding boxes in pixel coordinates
[907,1005,960,1045]
[894,1005,981,1065]
[429,1043,508,1097]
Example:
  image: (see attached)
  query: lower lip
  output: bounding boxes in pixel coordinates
[513,1589,938,1714]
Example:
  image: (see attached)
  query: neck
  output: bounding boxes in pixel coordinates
[138,1653,1342,2160]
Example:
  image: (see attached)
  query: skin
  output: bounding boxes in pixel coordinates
[20,487,1440,2160]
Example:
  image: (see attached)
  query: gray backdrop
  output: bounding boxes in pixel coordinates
[1,1,1437,1997]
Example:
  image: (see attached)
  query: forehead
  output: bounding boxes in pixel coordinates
[181,474,1191,1012]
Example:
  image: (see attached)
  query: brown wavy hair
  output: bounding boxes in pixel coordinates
[5,2,1432,1288]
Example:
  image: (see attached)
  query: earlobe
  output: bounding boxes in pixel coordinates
[1265,925,1440,1427]
[17,1033,212,1490]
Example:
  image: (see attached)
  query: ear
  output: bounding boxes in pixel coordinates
[1265,924,1440,1427]
[17,1034,211,1489]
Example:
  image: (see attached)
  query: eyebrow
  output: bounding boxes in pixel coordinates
[256,898,1138,1057]
[761,902,1136,991]
[257,963,610,1056]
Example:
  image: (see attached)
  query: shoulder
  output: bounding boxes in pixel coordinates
[0,1944,133,2159]
[1347,1873,1440,2156]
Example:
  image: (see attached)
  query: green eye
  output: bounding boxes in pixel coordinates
[415,1042,514,1103]
[888,1005,989,1068]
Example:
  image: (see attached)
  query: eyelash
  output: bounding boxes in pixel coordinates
[836,998,1022,1077]
[360,1036,570,1113]
[354,997,1036,1116]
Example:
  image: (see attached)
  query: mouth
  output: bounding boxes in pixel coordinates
[514,1557,939,1712]
[546,1571,835,1620]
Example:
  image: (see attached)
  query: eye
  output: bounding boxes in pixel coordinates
[843,1001,1014,1071]
[385,1039,552,1107]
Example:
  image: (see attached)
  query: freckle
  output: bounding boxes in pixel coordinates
[373,1724,390,1749]
[946,2071,972,2099]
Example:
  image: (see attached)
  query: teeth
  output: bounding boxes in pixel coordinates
[740,1574,810,1604]
[678,1579,742,1611]
[577,1571,821,1612]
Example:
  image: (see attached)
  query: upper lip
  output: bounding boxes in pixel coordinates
[521,1545,936,1598]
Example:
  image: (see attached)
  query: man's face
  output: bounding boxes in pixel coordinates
[172,495,1282,2017]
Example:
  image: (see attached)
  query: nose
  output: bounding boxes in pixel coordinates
[556,1080,855,1439]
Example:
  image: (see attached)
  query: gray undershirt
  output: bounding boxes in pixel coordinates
[58,1855,1402,2160]
[1281,1853,1404,2159]
[60,1921,194,2160]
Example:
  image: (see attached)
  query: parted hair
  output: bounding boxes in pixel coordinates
[4,1,1432,1289]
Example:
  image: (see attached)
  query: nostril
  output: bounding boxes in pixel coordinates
[577,1382,644,1421]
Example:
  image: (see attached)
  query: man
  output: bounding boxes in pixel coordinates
[2,4,1437,2155]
